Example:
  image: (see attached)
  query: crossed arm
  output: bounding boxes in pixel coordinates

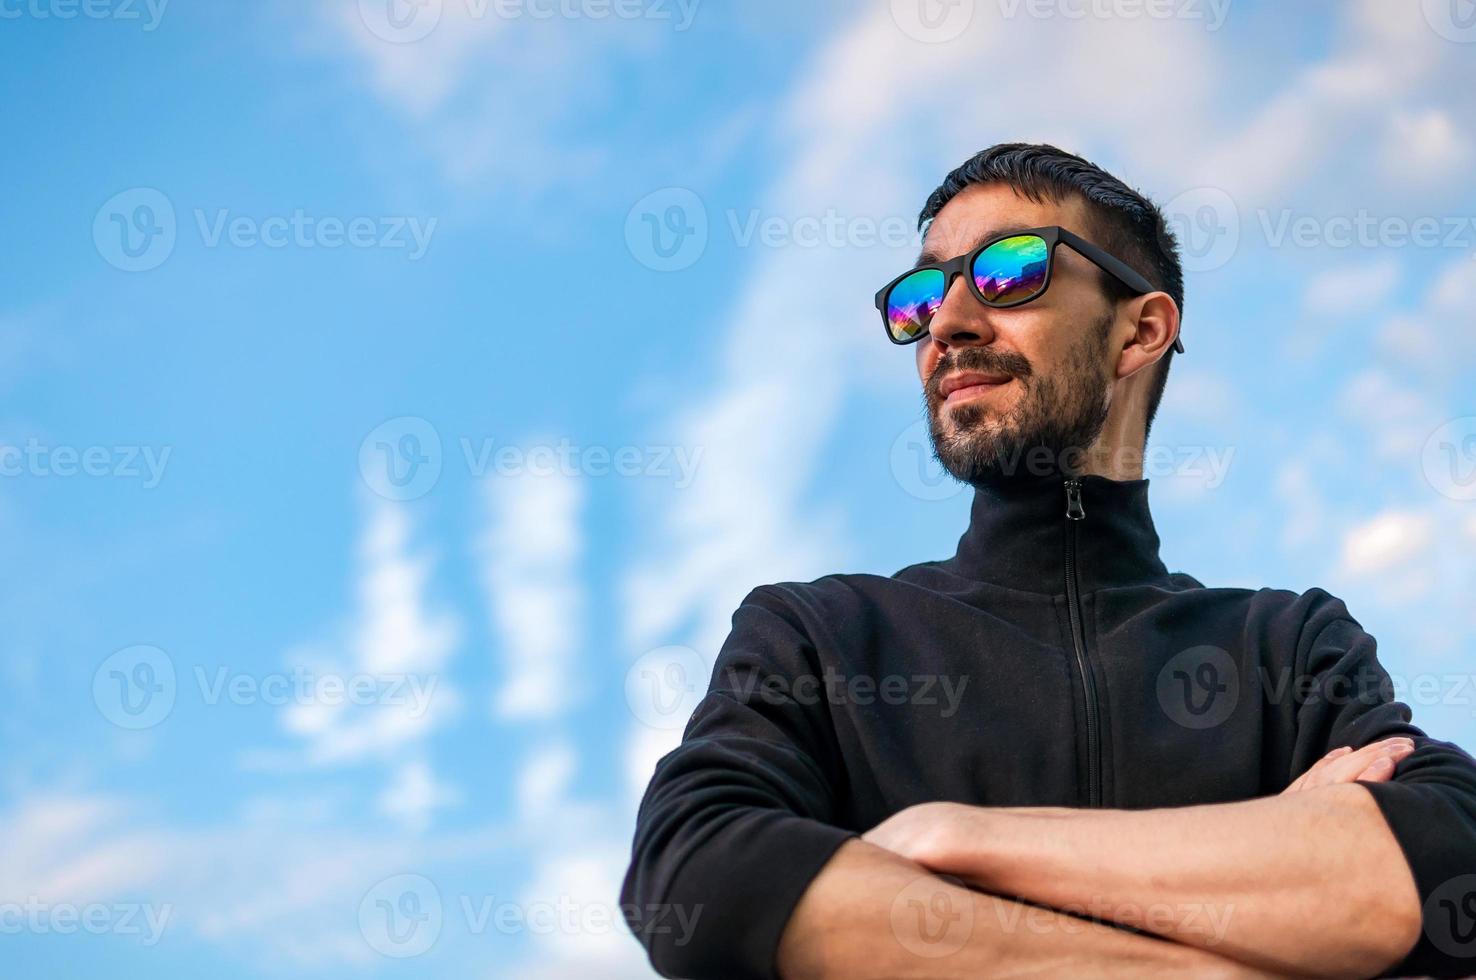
[777,738,1423,980]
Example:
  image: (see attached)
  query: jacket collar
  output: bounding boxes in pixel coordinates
[945,471,1171,593]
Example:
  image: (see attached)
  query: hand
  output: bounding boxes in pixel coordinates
[1282,737,1415,794]
[861,801,980,875]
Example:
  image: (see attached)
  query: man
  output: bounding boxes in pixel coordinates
[620,143,1476,978]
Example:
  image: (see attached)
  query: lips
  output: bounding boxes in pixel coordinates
[939,371,1013,403]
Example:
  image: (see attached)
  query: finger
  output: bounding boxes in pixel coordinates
[1310,738,1415,788]
[1297,741,1394,790]
[1287,744,1354,792]
[1354,756,1398,782]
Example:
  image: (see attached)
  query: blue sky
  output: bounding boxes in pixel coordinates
[3,0,1475,976]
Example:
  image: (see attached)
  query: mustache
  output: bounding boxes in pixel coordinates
[926,347,1033,402]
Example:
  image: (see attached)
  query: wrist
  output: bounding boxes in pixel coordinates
[935,803,1017,886]
[967,805,1074,893]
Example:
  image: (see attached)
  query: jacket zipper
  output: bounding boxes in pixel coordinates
[1064,478,1101,807]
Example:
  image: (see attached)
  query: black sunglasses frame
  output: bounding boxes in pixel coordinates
[873,225,1185,353]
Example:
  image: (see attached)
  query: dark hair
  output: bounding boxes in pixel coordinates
[917,142,1183,443]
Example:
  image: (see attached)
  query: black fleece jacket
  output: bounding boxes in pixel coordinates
[621,472,1476,979]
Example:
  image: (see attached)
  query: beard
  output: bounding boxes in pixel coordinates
[925,309,1114,485]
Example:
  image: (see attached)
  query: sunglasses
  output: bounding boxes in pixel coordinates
[874,225,1185,352]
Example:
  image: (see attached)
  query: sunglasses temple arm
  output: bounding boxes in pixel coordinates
[1060,229,1185,354]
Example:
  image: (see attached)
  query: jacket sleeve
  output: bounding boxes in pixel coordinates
[620,585,859,980]
[1287,589,1476,979]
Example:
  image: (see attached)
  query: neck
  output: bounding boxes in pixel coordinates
[1080,384,1151,480]
[947,471,1170,593]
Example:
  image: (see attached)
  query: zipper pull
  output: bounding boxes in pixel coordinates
[1065,479,1085,521]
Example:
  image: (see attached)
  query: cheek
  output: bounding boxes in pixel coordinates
[1006,312,1064,371]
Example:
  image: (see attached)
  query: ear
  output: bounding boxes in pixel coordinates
[1115,291,1180,381]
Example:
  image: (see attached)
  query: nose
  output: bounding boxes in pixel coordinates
[926,271,996,349]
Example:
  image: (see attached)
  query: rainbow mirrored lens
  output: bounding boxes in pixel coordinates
[972,234,1049,304]
[885,268,945,342]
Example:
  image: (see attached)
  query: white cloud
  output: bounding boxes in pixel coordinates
[317,1,663,195]
[1301,258,1401,316]
[1327,499,1475,670]
[0,795,168,904]
[479,467,585,721]
[511,848,655,979]
[1190,0,1447,204]
[1339,509,1435,576]
[280,501,461,767]
[376,759,461,833]
[516,739,577,822]
[1380,107,1473,182]
[328,1,509,118]
[1337,368,1442,463]
[0,789,529,969]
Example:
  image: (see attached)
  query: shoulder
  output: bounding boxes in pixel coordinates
[741,571,893,620]
[1243,585,1360,633]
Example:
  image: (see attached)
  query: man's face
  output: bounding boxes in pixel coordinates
[914,183,1119,484]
